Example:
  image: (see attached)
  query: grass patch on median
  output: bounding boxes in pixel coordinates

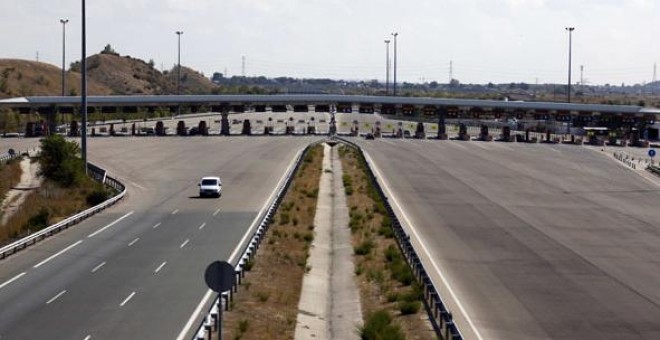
[338,145,435,340]
[222,144,323,340]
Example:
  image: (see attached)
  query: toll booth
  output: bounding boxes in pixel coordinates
[524,129,538,143]
[458,123,470,141]
[479,125,492,141]
[415,122,425,139]
[254,105,267,113]
[351,120,359,136]
[220,113,230,136]
[25,121,46,137]
[374,121,382,138]
[423,106,436,116]
[242,120,252,135]
[607,130,623,146]
[232,105,246,113]
[584,127,607,146]
[402,105,415,116]
[177,121,187,136]
[272,105,288,113]
[109,123,116,136]
[199,121,209,136]
[437,109,448,140]
[630,128,649,147]
[69,121,80,137]
[500,126,514,142]
[155,121,166,136]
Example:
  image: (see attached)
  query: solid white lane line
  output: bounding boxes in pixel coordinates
[46,290,67,305]
[213,209,220,216]
[88,211,135,238]
[33,240,83,269]
[364,151,484,340]
[175,289,213,340]
[172,209,179,215]
[152,222,162,229]
[180,239,190,249]
[155,261,167,274]
[198,223,206,230]
[91,262,106,273]
[119,292,136,307]
[0,272,26,290]
[128,238,140,247]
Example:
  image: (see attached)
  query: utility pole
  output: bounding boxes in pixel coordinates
[176,31,184,96]
[384,39,391,95]
[81,0,88,173]
[565,27,575,103]
[391,32,398,97]
[36,51,39,62]
[60,19,69,96]
[654,62,657,83]
[242,56,246,77]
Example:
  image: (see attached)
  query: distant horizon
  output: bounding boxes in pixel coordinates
[2,55,657,89]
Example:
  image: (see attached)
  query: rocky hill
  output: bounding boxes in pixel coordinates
[0,49,217,99]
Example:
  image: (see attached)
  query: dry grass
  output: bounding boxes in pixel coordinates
[339,145,436,340]
[0,175,104,246]
[0,158,23,221]
[222,144,323,340]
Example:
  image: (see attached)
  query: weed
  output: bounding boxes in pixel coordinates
[254,291,270,303]
[355,238,375,256]
[398,300,421,315]
[359,310,404,340]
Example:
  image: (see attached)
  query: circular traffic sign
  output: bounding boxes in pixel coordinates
[649,149,656,158]
[204,261,236,293]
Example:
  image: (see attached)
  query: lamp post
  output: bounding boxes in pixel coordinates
[81,0,87,173]
[565,27,575,103]
[391,32,398,97]
[60,19,68,96]
[176,31,184,96]
[384,39,391,95]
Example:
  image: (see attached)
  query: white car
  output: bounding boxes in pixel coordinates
[199,176,222,198]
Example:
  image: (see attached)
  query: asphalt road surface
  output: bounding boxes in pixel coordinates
[0,135,320,339]
[356,138,660,340]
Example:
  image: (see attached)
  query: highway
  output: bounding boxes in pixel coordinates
[0,134,320,339]
[355,137,660,340]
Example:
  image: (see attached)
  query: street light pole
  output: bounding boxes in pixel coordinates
[81,0,87,173]
[176,31,184,96]
[60,19,68,96]
[566,27,575,103]
[384,39,390,95]
[392,32,398,97]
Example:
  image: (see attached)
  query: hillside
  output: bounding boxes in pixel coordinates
[0,59,112,98]
[1,49,218,99]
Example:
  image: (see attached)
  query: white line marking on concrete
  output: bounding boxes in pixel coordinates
[363,151,484,340]
[0,272,26,290]
[46,290,67,305]
[198,223,206,230]
[213,209,221,216]
[180,239,190,249]
[171,209,179,215]
[155,261,167,274]
[87,211,134,238]
[33,240,83,268]
[152,222,162,229]
[176,147,304,340]
[119,292,136,307]
[91,262,106,273]
[128,238,140,247]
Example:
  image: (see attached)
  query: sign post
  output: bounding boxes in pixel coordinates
[204,261,235,340]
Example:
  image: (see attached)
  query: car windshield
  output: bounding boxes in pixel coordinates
[201,179,218,186]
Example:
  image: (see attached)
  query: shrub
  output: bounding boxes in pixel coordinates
[359,310,404,340]
[398,300,421,315]
[390,260,414,286]
[26,207,50,230]
[355,239,375,256]
[279,212,290,225]
[86,185,110,206]
[39,135,85,187]
[384,244,400,263]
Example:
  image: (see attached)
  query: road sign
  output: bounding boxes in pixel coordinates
[205,261,235,293]
[649,149,656,158]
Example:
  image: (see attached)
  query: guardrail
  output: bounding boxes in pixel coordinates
[191,141,318,340]
[0,162,127,260]
[336,137,463,340]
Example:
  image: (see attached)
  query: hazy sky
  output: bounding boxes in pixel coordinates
[1,0,658,85]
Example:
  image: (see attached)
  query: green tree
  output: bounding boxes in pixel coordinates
[39,135,85,187]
